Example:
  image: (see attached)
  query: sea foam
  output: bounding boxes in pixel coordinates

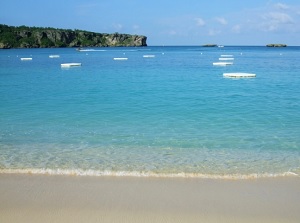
[0,168,298,180]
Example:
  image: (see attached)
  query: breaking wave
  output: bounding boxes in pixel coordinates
[0,168,298,180]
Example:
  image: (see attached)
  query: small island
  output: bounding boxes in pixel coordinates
[202,44,217,47]
[266,44,287,47]
[0,24,147,49]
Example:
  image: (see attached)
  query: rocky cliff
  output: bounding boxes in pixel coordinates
[0,24,147,48]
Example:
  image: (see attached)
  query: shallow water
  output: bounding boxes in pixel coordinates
[0,46,299,178]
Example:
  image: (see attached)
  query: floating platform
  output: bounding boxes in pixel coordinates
[219,58,234,61]
[20,58,32,61]
[220,55,233,57]
[143,55,155,58]
[223,73,256,78]
[213,62,233,66]
[49,55,60,58]
[113,58,128,60]
[61,63,82,67]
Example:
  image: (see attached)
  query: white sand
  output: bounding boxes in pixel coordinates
[0,174,299,223]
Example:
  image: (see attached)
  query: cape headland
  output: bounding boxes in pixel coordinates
[0,24,147,49]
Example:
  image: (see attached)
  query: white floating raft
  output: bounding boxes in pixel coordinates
[223,73,256,78]
[220,55,233,57]
[20,58,32,61]
[143,55,155,58]
[219,57,234,61]
[49,55,60,58]
[113,58,128,60]
[61,63,82,67]
[213,62,233,66]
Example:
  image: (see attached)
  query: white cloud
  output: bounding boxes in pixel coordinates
[215,17,228,25]
[263,12,293,23]
[112,23,123,30]
[76,3,99,16]
[274,3,289,10]
[232,25,241,33]
[132,25,140,30]
[168,30,177,35]
[208,29,221,36]
[195,18,206,27]
[260,12,294,31]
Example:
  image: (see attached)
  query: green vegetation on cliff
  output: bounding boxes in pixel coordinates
[0,24,147,48]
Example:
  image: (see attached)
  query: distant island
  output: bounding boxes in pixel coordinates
[0,24,147,49]
[266,44,287,47]
[202,44,217,47]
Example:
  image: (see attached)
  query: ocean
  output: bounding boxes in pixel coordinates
[0,46,299,179]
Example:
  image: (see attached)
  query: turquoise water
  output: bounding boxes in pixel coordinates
[0,46,299,178]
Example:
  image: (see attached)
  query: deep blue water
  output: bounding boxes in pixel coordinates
[0,46,299,178]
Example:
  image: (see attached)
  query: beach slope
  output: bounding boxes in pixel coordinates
[0,174,299,223]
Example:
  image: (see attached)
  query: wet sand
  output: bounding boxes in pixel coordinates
[0,174,299,223]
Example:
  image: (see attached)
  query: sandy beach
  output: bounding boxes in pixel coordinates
[0,174,299,223]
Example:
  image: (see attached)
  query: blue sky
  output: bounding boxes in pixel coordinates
[1,0,300,45]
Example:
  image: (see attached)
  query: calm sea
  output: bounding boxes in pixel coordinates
[0,46,299,178]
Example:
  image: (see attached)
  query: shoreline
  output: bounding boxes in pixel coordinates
[0,168,298,179]
[1,173,299,223]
